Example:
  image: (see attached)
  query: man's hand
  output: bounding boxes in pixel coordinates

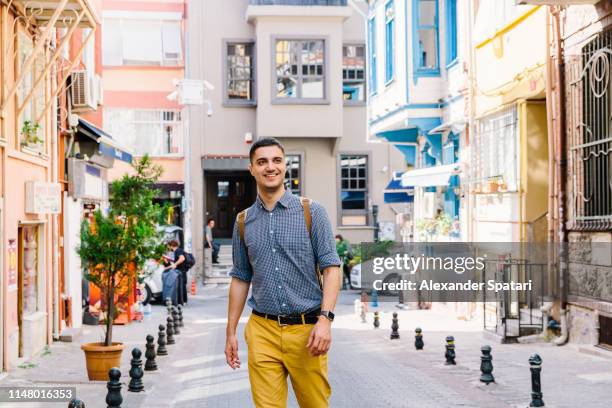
[306,317,332,356]
[225,333,241,369]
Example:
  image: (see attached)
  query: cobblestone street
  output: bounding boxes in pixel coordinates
[2,284,611,407]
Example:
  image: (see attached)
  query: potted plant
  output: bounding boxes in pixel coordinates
[77,156,166,381]
[20,120,42,147]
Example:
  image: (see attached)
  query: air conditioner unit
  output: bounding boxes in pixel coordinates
[70,70,97,112]
[516,0,600,4]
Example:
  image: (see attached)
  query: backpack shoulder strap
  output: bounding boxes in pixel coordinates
[300,197,312,237]
[237,209,248,243]
[299,197,323,290]
[237,209,252,273]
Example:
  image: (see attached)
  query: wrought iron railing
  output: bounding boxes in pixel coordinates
[250,0,347,5]
[482,259,548,341]
[566,28,612,231]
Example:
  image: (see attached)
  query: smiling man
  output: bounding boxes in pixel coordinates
[225,137,342,408]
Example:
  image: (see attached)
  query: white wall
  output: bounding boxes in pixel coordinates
[63,193,83,329]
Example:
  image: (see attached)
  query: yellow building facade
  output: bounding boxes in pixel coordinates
[470,4,549,243]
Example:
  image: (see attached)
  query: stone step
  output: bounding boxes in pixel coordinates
[204,275,232,284]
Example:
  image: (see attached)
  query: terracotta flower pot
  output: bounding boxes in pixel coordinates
[81,342,124,381]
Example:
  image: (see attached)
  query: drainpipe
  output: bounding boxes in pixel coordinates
[48,29,60,341]
[544,7,557,322]
[552,6,568,346]
[466,0,476,241]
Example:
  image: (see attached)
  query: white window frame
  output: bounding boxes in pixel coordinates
[103,109,184,157]
[102,17,183,67]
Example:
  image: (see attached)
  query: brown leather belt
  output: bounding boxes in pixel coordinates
[252,309,321,326]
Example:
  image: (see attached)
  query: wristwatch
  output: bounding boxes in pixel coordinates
[319,310,335,322]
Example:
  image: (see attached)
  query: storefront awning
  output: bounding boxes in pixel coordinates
[428,120,466,135]
[77,118,133,164]
[401,163,461,188]
[394,144,417,167]
[384,171,414,203]
[376,127,419,143]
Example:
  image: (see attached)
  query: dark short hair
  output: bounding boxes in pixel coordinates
[207,218,214,224]
[335,234,344,241]
[249,137,285,163]
[168,239,180,248]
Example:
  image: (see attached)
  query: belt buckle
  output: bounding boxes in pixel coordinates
[277,315,288,327]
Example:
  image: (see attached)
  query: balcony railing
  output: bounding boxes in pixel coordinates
[250,0,347,5]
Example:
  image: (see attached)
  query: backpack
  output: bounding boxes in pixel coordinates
[237,197,322,289]
[182,252,196,270]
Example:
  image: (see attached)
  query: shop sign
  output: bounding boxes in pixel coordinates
[25,181,61,214]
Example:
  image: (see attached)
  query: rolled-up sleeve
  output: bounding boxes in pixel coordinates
[229,219,252,282]
[310,202,342,270]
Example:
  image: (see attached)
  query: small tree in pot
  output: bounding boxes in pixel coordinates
[78,156,166,380]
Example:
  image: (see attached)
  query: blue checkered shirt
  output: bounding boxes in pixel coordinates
[229,190,341,315]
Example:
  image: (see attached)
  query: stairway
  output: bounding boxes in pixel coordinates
[204,245,233,284]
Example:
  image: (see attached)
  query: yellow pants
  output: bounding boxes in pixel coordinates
[244,314,331,408]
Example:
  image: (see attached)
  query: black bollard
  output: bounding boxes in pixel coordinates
[166,299,173,316]
[166,316,176,345]
[172,307,181,335]
[390,312,400,339]
[177,304,184,328]
[68,398,85,408]
[128,348,145,392]
[444,336,456,365]
[528,354,545,407]
[373,311,380,329]
[415,327,424,350]
[480,345,495,384]
[145,334,158,371]
[157,324,168,355]
[106,367,123,408]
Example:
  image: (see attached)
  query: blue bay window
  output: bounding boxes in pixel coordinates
[413,0,440,80]
[384,0,395,84]
[368,16,378,95]
[445,0,457,67]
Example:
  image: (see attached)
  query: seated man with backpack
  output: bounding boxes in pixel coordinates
[166,240,196,305]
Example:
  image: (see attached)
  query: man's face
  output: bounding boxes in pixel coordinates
[209,220,215,228]
[249,145,286,191]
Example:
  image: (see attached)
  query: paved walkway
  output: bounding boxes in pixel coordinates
[1,284,611,407]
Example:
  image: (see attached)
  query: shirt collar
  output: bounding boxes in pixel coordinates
[255,189,294,210]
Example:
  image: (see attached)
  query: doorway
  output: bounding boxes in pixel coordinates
[205,171,256,239]
[17,225,40,358]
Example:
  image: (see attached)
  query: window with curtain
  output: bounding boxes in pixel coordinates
[414,0,439,74]
[342,45,365,102]
[275,39,325,100]
[226,42,255,103]
[102,18,182,66]
[385,1,395,83]
[103,109,183,156]
[475,106,519,192]
[445,0,457,66]
[368,17,377,95]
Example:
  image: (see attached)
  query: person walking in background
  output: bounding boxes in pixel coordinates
[205,218,220,264]
[225,137,342,408]
[335,234,353,290]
